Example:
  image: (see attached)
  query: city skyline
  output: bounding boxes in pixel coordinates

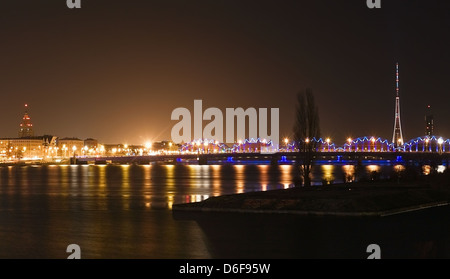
[5,98,448,148]
[1,1,450,144]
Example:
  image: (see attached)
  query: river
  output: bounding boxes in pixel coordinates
[0,163,448,258]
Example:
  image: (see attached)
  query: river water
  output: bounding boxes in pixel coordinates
[0,164,449,259]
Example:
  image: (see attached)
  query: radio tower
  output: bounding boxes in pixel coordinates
[392,63,404,147]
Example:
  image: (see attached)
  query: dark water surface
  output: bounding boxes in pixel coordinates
[0,164,449,258]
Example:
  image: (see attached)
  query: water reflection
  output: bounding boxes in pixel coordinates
[321,165,334,185]
[437,165,446,173]
[422,165,447,175]
[258,165,269,190]
[0,164,446,210]
[210,165,222,197]
[394,165,405,172]
[0,164,448,211]
[0,163,449,258]
[367,164,380,173]
[234,165,245,194]
[280,165,292,189]
[342,165,355,182]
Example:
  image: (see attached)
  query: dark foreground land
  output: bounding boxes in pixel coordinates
[172,174,450,258]
[173,174,450,216]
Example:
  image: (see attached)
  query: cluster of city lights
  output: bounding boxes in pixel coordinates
[403,136,450,153]
[181,139,229,154]
[2,135,450,164]
[279,135,450,153]
[179,138,275,154]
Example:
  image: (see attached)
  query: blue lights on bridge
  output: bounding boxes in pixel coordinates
[179,135,450,154]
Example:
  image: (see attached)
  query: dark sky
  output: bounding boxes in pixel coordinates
[1,0,449,145]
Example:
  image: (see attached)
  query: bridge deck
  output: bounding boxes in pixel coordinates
[74,151,450,165]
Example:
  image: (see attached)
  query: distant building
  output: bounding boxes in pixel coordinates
[152,141,173,151]
[0,105,103,161]
[58,137,84,157]
[0,135,57,160]
[18,104,34,138]
[84,138,98,149]
[425,105,434,136]
[100,143,142,156]
[128,145,144,155]
[0,104,60,160]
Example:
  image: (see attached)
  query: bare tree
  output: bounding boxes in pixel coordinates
[293,88,320,186]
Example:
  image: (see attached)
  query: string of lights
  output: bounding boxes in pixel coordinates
[179,135,450,153]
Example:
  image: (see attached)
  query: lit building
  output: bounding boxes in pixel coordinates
[0,104,58,161]
[425,105,434,136]
[84,138,98,149]
[0,135,57,161]
[100,143,145,156]
[18,104,34,138]
[58,138,84,157]
[181,139,229,153]
[152,141,177,152]
[83,138,100,156]
[128,145,144,155]
[0,105,99,162]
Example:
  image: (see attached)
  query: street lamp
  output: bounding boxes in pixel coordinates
[203,141,208,154]
[145,142,152,151]
[397,138,403,151]
[347,138,352,152]
[326,138,331,152]
[438,137,444,154]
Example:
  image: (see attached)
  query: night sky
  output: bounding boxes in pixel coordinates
[1,0,449,145]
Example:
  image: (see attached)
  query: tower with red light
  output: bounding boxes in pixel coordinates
[18,104,34,138]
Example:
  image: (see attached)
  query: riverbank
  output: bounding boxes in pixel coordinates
[172,178,450,217]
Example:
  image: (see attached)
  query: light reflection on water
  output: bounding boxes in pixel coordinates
[367,164,380,173]
[0,164,449,209]
[321,165,334,185]
[0,163,448,258]
[342,165,355,182]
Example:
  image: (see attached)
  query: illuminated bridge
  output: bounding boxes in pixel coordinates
[288,136,450,153]
[75,64,450,165]
[177,136,450,154]
[76,136,450,166]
